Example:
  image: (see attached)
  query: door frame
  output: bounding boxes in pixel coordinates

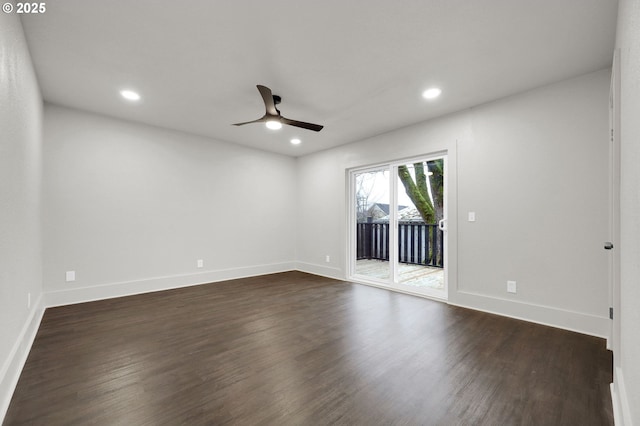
[608,49,621,360]
[347,152,449,301]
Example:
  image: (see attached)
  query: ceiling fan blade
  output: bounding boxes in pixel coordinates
[281,117,324,132]
[232,116,267,126]
[257,85,279,116]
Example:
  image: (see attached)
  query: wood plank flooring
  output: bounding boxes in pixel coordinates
[4,271,612,425]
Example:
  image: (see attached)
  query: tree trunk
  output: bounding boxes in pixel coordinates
[427,159,444,223]
[414,162,430,199]
[398,165,435,223]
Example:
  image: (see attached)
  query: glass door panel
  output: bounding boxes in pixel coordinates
[353,169,391,281]
[395,158,445,298]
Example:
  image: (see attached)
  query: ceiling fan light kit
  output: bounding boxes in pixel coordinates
[233,85,323,132]
[265,120,282,130]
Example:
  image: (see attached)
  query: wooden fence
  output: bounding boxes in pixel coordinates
[356,221,444,267]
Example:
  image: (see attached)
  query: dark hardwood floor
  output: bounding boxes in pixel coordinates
[4,271,612,425]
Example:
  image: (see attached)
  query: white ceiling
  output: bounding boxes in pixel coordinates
[21,0,618,157]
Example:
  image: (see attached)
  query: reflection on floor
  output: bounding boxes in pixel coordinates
[355,259,444,289]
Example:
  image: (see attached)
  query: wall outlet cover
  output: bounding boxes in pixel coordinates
[66,271,76,282]
[507,280,517,293]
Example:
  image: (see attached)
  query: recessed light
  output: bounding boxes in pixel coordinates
[422,88,442,100]
[290,138,301,145]
[120,89,141,101]
[265,120,282,130]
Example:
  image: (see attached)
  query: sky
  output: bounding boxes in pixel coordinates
[356,166,434,209]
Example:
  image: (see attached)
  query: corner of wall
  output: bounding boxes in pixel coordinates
[295,261,345,281]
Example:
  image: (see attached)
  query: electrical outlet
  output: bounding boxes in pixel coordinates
[325,255,331,263]
[66,271,76,282]
[197,259,204,268]
[468,212,476,222]
[507,280,517,293]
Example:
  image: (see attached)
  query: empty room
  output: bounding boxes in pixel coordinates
[2,0,639,425]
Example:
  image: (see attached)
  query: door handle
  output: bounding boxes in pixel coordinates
[604,242,614,250]
[438,219,447,231]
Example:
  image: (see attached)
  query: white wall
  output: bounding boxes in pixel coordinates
[0,11,44,420]
[43,105,297,305]
[614,0,640,424]
[296,69,611,337]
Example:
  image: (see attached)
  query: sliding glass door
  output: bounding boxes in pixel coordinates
[350,155,447,300]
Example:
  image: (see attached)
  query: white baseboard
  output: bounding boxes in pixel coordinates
[611,366,633,426]
[447,290,610,339]
[611,383,622,426]
[295,261,344,281]
[45,262,296,307]
[293,263,610,339]
[0,294,45,422]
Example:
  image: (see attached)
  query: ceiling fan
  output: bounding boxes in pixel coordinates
[233,85,323,132]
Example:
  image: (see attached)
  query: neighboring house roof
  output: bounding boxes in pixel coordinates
[376,206,425,222]
[368,203,408,215]
[397,206,423,221]
[364,203,416,222]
